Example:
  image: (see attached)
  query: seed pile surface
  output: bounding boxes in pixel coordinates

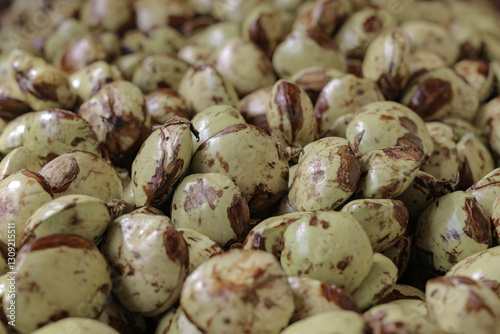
[1,0,500,333]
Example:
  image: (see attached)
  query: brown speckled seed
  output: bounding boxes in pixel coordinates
[103,212,188,316]
[23,109,101,164]
[345,101,433,159]
[289,137,360,211]
[362,28,411,100]
[53,35,109,74]
[171,173,250,247]
[78,81,151,166]
[0,170,54,246]
[267,80,317,148]
[426,276,500,333]
[178,64,239,115]
[401,67,479,122]
[420,122,459,181]
[177,228,223,275]
[456,132,494,190]
[293,0,352,36]
[355,146,421,199]
[350,253,398,310]
[4,234,111,333]
[39,150,123,202]
[334,8,396,58]
[212,38,276,97]
[131,117,193,207]
[341,199,408,252]
[242,4,284,56]
[238,86,272,133]
[467,168,500,218]
[191,123,289,213]
[314,74,384,136]
[145,88,188,126]
[447,246,500,298]
[180,249,295,334]
[281,211,373,293]
[242,211,312,259]
[454,59,493,102]
[290,67,344,104]
[415,191,492,273]
[400,20,459,65]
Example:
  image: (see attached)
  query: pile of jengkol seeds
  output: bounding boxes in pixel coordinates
[1,0,500,333]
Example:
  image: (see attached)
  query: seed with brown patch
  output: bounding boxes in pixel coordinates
[172,173,250,247]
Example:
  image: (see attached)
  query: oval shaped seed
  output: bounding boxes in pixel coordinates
[0,169,53,246]
[103,213,188,316]
[212,38,276,96]
[454,59,493,102]
[11,50,77,110]
[5,234,111,333]
[39,150,123,202]
[242,4,284,56]
[190,105,246,152]
[334,8,396,58]
[467,168,500,218]
[415,191,492,273]
[456,132,494,190]
[314,74,384,136]
[78,81,151,166]
[267,80,317,147]
[400,20,459,65]
[19,194,117,247]
[362,28,411,100]
[363,299,440,334]
[447,246,500,298]
[420,122,459,181]
[346,101,433,159]
[145,88,188,126]
[290,66,344,104]
[289,137,360,211]
[355,146,421,199]
[179,64,239,115]
[401,67,479,122]
[53,35,109,74]
[191,123,289,212]
[23,109,102,164]
[426,276,500,334]
[281,211,373,293]
[180,249,295,333]
[131,117,193,207]
[293,0,352,36]
[69,61,123,104]
[0,112,34,155]
[132,55,189,93]
[171,173,250,247]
